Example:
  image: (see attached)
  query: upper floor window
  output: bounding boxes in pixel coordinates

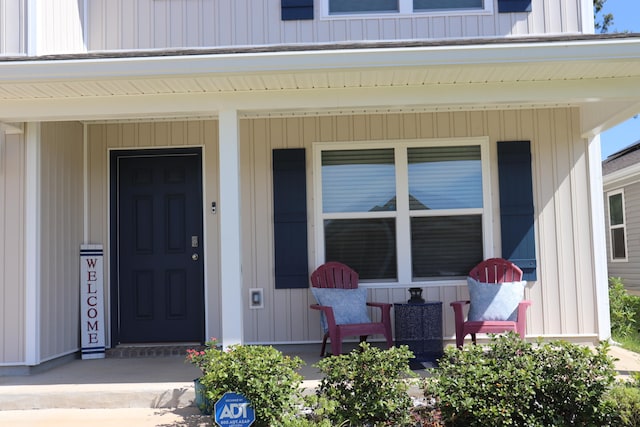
[608,190,628,262]
[314,138,492,285]
[325,0,489,17]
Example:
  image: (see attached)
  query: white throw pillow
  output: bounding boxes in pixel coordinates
[311,287,371,332]
[467,277,526,321]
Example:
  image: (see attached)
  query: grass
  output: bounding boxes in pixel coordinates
[614,333,640,354]
[609,277,640,354]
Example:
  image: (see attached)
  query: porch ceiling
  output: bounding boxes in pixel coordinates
[0,36,640,135]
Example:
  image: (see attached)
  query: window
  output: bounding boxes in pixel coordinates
[608,190,628,261]
[324,0,489,16]
[414,0,483,12]
[314,138,492,284]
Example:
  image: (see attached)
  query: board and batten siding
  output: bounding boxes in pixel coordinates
[605,180,640,294]
[86,120,221,346]
[242,107,600,345]
[0,0,85,57]
[38,122,84,362]
[0,132,26,364]
[0,0,26,56]
[33,0,86,55]
[81,110,599,347]
[85,0,586,52]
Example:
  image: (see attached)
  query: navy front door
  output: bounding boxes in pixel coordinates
[112,149,204,343]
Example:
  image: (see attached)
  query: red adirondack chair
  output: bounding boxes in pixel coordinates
[450,258,531,348]
[309,262,393,356]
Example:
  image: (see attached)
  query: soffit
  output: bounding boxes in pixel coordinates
[0,60,637,99]
[0,35,639,122]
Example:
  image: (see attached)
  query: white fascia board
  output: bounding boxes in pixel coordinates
[1,38,640,83]
[603,162,640,188]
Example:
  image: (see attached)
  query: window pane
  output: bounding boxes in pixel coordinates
[324,218,397,280]
[612,228,626,259]
[408,146,482,210]
[609,193,624,225]
[322,149,396,213]
[411,215,483,278]
[330,0,398,14]
[414,0,483,11]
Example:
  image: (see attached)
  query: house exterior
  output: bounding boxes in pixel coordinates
[1,0,639,373]
[603,140,640,295]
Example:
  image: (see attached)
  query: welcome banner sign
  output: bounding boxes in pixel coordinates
[80,244,105,359]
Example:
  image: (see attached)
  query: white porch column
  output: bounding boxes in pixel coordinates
[25,122,41,365]
[589,134,611,341]
[218,110,244,347]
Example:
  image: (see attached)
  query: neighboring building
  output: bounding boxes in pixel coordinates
[1,0,639,372]
[603,140,640,295]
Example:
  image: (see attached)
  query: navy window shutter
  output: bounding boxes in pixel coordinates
[498,0,532,13]
[497,141,537,281]
[282,0,313,20]
[273,149,309,289]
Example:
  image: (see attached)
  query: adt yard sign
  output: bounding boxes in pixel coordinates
[214,392,255,426]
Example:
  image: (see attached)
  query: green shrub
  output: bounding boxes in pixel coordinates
[199,344,304,427]
[609,277,640,339]
[423,333,617,427]
[313,342,417,426]
[606,378,640,427]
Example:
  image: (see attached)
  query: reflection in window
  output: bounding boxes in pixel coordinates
[408,146,482,210]
[322,149,396,213]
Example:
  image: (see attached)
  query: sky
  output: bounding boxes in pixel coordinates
[598,0,640,160]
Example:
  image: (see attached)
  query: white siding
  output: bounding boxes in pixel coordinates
[242,108,601,345]
[86,0,587,52]
[38,122,84,361]
[34,0,86,55]
[0,133,26,364]
[86,120,221,345]
[0,0,26,55]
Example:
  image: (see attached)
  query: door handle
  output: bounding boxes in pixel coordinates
[192,253,199,261]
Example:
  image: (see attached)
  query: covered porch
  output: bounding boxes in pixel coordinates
[1,34,640,369]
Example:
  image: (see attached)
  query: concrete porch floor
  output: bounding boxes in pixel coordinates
[0,343,638,426]
[0,344,331,411]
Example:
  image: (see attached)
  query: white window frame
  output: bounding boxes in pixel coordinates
[607,189,628,262]
[313,137,493,288]
[321,0,493,19]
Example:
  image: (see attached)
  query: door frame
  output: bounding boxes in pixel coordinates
[109,147,205,345]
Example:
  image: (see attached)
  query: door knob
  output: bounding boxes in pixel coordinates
[192,253,199,261]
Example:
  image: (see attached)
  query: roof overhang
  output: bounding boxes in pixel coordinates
[603,161,640,188]
[1,35,639,137]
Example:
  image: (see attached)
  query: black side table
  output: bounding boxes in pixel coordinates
[394,301,443,364]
